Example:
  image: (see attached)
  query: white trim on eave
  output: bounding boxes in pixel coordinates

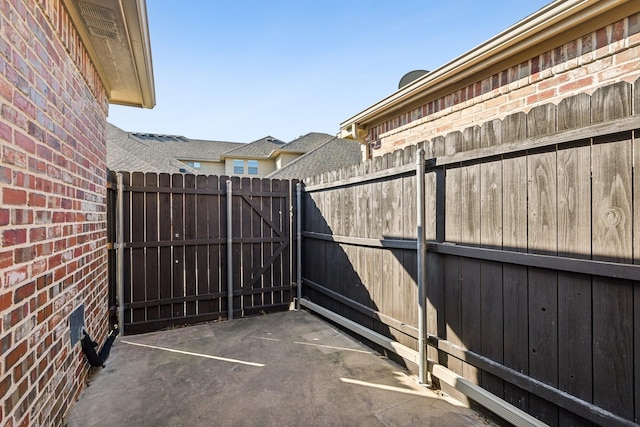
[339,0,633,137]
[63,0,155,109]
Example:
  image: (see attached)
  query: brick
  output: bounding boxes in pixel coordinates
[2,188,27,205]
[31,259,47,276]
[29,227,46,242]
[0,208,9,225]
[0,166,11,184]
[0,375,10,400]
[2,145,27,167]
[28,157,47,173]
[4,341,27,370]
[11,209,32,225]
[14,246,35,264]
[36,303,52,324]
[4,265,28,287]
[2,229,27,246]
[0,291,12,311]
[14,132,36,154]
[595,27,609,49]
[0,250,11,269]
[28,193,46,207]
[13,92,35,119]
[559,76,595,95]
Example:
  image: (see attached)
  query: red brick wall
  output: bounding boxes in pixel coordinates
[0,0,109,425]
[371,12,640,155]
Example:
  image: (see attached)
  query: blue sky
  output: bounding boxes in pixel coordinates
[108,1,551,143]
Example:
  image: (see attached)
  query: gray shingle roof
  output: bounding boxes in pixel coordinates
[222,136,285,158]
[266,137,363,180]
[280,132,334,153]
[130,134,243,162]
[107,123,199,173]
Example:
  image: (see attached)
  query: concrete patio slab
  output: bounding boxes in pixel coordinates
[67,310,495,426]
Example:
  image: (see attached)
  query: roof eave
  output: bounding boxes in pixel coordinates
[64,0,156,109]
[339,0,633,138]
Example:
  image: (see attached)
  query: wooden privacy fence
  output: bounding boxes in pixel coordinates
[107,172,297,335]
[299,80,640,426]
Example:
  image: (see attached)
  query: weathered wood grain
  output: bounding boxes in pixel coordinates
[556,144,593,426]
[502,155,529,412]
[480,158,504,398]
[444,166,463,376]
[481,119,502,147]
[558,93,591,131]
[591,81,631,123]
[592,135,634,420]
[460,163,481,384]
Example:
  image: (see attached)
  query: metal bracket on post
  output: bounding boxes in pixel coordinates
[296,182,302,310]
[116,173,125,335]
[226,180,233,320]
[416,149,427,384]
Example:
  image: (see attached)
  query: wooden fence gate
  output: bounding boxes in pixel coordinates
[107,172,297,335]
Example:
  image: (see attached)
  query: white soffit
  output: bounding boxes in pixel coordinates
[64,0,155,108]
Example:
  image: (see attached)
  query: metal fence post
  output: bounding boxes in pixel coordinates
[226,179,233,320]
[296,182,302,309]
[416,149,427,384]
[116,172,125,335]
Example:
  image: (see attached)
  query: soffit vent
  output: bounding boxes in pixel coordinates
[78,2,121,41]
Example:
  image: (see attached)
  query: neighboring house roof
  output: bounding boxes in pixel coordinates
[108,123,348,177]
[107,123,198,173]
[266,137,362,180]
[221,136,286,158]
[278,132,334,153]
[130,133,242,162]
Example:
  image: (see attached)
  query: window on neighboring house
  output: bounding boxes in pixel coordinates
[184,161,201,168]
[233,159,244,174]
[248,160,258,175]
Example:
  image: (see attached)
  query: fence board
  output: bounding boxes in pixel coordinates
[271,180,284,307]
[131,172,146,324]
[122,172,132,326]
[195,175,210,314]
[479,158,504,398]
[211,176,223,315]
[502,155,529,412]
[158,174,172,319]
[528,104,559,424]
[635,130,640,424]
[145,173,159,322]
[171,174,185,319]
[241,178,253,313]
[591,136,634,420]
[557,144,593,426]
[444,166,463,376]
[460,163,481,384]
[184,174,197,316]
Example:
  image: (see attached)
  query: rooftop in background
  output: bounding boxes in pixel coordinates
[267,136,362,180]
[107,124,356,179]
